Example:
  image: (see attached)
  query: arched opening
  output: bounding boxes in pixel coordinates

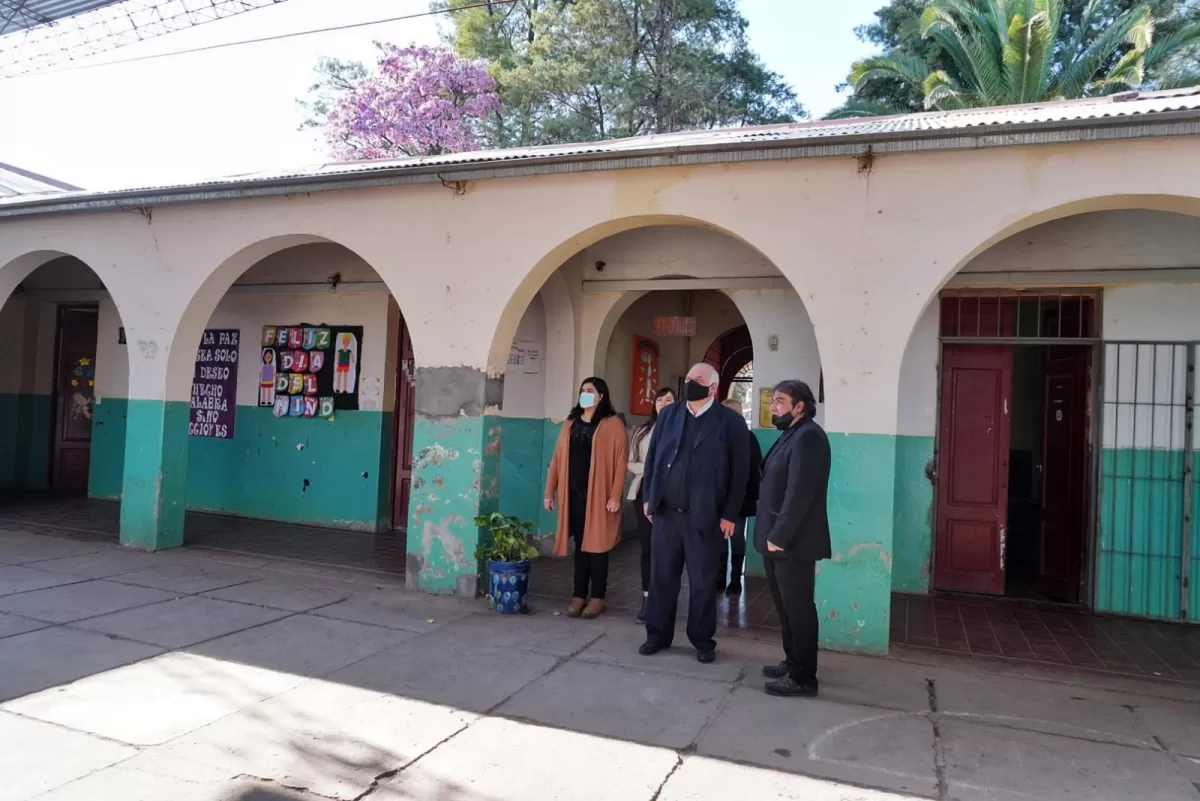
[893,207,1200,662]
[0,254,128,532]
[490,223,822,623]
[140,241,417,571]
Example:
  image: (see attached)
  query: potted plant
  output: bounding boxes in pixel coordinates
[474,512,540,615]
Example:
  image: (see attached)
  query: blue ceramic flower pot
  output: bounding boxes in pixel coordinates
[487,559,530,615]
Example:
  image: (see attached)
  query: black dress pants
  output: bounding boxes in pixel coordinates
[570,490,609,599]
[765,557,818,683]
[645,508,721,654]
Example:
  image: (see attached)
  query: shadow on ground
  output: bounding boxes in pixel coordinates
[2,527,1200,801]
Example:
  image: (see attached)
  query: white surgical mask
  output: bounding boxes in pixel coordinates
[579,392,596,408]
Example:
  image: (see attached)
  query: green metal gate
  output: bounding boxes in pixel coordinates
[1094,341,1197,622]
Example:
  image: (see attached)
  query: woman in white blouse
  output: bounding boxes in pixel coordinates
[628,387,676,623]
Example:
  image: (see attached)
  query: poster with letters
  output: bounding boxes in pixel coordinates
[190,329,239,439]
[259,324,363,420]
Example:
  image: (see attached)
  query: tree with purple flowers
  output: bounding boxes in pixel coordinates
[322,44,501,160]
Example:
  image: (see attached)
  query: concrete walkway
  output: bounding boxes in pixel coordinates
[1,529,1199,801]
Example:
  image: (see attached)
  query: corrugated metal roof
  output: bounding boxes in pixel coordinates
[0,0,124,35]
[4,86,1200,216]
[0,162,79,197]
[218,86,1200,181]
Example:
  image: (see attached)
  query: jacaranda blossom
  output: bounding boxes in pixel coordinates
[325,43,501,160]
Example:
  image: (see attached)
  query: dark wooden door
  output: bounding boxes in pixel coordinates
[934,344,1013,595]
[391,321,416,530]
[1037,346,1089,602]
[52,306,100,491]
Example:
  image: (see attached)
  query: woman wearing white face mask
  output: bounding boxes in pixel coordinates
[545,377,629,618]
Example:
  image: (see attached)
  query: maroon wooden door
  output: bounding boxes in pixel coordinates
[391,321,416,530]
[52,306,100,491]
[1037,346,1089,602]
[934,344,1013,595]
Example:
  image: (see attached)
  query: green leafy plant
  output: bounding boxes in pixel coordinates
[474,512,540,563]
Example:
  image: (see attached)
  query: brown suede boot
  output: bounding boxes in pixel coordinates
[567,598,586,617]
[581,599,606,619]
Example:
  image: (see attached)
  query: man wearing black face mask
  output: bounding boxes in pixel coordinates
[639,363,749,663]
[755,379,831,697]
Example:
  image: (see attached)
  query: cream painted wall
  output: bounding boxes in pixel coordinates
[728,288,823,428]
[897,303,940,438]
[962,210,1200,275]
[5,136,1200,436]
[1101,283,1200,450]
[580,226,781,281]
[500,293,548,419]
[0,298,28,394]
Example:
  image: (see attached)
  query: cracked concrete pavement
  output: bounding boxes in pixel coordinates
[2,529,1200,801]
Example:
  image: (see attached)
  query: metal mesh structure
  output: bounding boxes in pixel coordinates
[0,0,289,77]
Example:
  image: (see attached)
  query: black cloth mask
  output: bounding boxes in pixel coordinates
[684,380,710,402]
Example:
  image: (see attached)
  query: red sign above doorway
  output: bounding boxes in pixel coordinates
[652,316,697,337]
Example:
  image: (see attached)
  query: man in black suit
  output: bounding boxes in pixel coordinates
[754,379,831,697]
[640,363,750,663]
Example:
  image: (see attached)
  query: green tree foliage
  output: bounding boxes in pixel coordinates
[436,0,804,146]
[829,0,1200,119]
[296,57,369,131]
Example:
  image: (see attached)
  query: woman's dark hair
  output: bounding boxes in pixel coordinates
[774,379,817,418]
[636,387,677,434]
[568,376,617,420]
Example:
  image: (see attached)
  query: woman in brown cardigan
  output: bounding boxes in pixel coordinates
[544,377,628,619]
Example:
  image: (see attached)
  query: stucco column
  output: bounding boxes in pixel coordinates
[773,250,919,656]
[119,398,190,550]
[116,289,193,552]
[405,367,503,596]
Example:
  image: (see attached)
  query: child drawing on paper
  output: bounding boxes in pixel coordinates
[333,332,357,394]
[259,349,275,406]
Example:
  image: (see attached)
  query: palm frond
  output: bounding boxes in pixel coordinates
[1056,5,1153,99]
[1003,12,1043,103]
[922,2,1007,104]
[822,98,913,120]
[1144,23,1200,70]
[923,69,970,110]
[849,53,932,93]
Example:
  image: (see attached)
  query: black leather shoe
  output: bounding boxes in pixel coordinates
[696,650,716,664]
[635,597,647,624]
[639,640,668,656]
[765,676,818,697]
[762,662,788,679]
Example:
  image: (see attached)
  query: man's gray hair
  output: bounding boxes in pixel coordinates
[690,362,719,385]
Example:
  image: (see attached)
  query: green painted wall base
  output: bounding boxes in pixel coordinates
[496,416,557,552]
[1096,447,1199,621]
[119,399,189,551]
[0,393,52,490]
[91,400,393,531]
[893,435,935,594]
[820,432,896,655]
[406,414,498,597]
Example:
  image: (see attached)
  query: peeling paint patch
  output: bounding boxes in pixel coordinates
[406,412,500,597]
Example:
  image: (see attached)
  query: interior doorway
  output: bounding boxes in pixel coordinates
[933,293,1094,604]
[391,317,416,530]
[50,305,99,492]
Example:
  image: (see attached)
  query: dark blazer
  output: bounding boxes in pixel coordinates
[741,433,763,519]
[753,416,832,561]
[643,400,750,531]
